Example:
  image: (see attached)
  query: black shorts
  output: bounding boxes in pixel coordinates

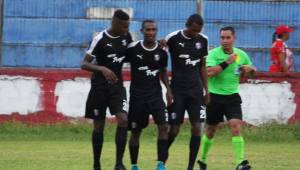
[128,97,168,132]
[85,85,128,120]
[206,93,242,125]
[168,86,205,125]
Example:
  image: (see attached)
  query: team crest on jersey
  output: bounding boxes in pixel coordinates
[122,39,127,46]
[154,54,160,61]
[195,42,202,49]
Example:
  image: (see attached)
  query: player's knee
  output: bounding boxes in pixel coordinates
[158,124,169,138]
[169,125,180,137]
[159,124,169,133]
[230,125,241,136]
[191,123,201,136]
[93,120,105,133]
[228,120,241,136]
[206,126,217,139]
[191,127,201,136]
[116,113,128,127]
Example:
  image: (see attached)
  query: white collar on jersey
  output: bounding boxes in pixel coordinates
[140,40,158,51]
[105,30,120,39]
[181,30,191,39]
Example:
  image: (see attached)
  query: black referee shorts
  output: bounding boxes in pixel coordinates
[206,93,242,125]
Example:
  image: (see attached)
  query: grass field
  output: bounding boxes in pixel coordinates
[0,122,300,170]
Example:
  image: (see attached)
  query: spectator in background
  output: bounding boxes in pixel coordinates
[269,25,294,73]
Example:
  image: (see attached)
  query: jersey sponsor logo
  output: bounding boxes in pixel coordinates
[138,66,159,77]
[195,42,202,49]
[146,69,159,76]
[154,54,160,61]
[122,39,127,46]
[178,42,185,47]
[138,66,149,71]
[136,54,143,60]
[106,43,112,47]
[107,54,116,58]
[178,54,190,59]
[113,56,126,63]
[185,58,200,66]
[107,54,125,63]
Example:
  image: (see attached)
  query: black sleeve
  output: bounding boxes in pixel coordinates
[124,47,132,63]
[127,33,133,44]
[203,38,208,57]
[160,49,168,69]
[166,36,174,49]
[86,35,103,57]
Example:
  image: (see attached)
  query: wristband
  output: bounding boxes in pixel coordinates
[219,61,229,70]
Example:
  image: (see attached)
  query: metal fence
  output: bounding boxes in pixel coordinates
[1,0,300,71]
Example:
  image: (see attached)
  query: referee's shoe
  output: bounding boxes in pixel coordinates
[197,160,207,170]
[236,160,251,170]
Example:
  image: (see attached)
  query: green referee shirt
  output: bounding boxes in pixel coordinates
[206,46,252,95]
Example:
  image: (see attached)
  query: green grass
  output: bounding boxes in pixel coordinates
[0,122,300,170]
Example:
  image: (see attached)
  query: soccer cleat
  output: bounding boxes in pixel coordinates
[114,164,127,170]
[236,160,251,170]
[131,164,140,170]
[197,160,207,170]
[156,161,167,170]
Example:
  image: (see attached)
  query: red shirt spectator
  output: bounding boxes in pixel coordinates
[269,25,294,73]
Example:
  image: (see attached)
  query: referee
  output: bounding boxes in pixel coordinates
[198,26,255,170]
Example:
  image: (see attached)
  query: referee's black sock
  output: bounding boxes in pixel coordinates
[158,139,168,162]
[92,130,103,169]
[129,144,139,165]
[187,135,201,169]
[115,126,128,165]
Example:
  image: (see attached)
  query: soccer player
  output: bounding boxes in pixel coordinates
[197,26,255,170]
[81,10,132,170]
[126,19,172,170]
[164,14,209,170]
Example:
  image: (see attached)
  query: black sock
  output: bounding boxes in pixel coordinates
[92,130,103,168]
[165,134,176,162]
[188,135,201,169]
[129,145,139,164]
[167,134,176,149]
[158,139,168,162]
[115,126,128,165]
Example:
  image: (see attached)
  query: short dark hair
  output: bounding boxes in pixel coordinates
[113,9,129,20]
[220,26,235,35]
[186,14,204,27]
[141,19,156,29]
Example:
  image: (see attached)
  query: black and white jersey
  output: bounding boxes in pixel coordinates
[86,30,133,86]
[165,30,208,88]
[126,40,168,99]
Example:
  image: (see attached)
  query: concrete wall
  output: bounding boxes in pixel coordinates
[0,68,299,125]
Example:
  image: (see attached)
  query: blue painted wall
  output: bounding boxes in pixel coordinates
[2,0,300,71]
